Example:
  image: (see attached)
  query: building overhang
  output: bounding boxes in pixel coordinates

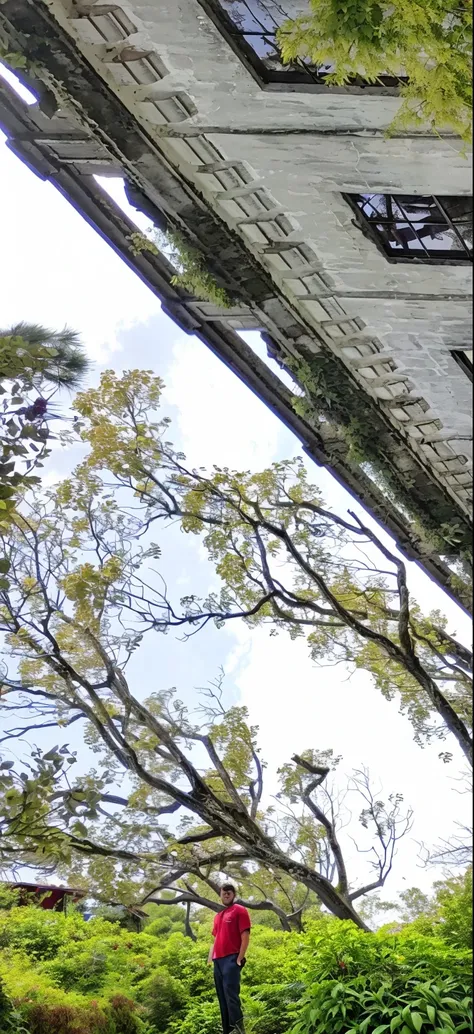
[0,0,471,614]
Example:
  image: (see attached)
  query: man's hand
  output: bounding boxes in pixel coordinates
[237,929,250,966]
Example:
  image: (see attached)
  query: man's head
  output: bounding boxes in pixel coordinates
[220,883,236,906]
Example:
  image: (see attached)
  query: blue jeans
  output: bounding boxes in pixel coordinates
[213,953,245,1034]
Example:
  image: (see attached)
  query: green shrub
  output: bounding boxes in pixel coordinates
[135,968,186,1031]
[0,895,471,1034]
[291,974,473,1033]
[0,976,27,1034]
[0,908,68,960]
[433,867,473,951]
[145,918,172,937]
[243,981,306,1034]
[20,1001,110,1034]
[167,998,221,1034]
[411,868,473,951]
[290,921,473,1034]
[21,996,150,1034]
[44,946,109,994]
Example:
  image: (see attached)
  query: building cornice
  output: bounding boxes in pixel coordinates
[0,0,471,613]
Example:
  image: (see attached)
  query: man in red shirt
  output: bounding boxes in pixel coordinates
[208,883,251,1034]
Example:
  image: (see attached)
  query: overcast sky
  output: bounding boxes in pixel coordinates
[0,67,471,907]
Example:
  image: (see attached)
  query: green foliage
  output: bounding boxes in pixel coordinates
[291,920,473,1033]
[0,323,89,580]
[287,352,472,572]
[167,230,232,308]
[293,975,473,1033]
[0,906,73,960]
[127,229,232,307]
[409,868,473,950]
[0,976,27,1034]
[167,999,220,1034]
[0,324,89,389]
[431,868,473,950]
[277,0,472,141]
[0,905,471,1034]
[0,46,28,71]
[135,969,186,1030]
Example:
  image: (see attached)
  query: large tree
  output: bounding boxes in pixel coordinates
[0,455,411,931]
[0,369,467,929]
[69,370,472,766]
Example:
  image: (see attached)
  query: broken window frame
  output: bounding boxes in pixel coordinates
[345,193,473,264]
[198,0,406,87]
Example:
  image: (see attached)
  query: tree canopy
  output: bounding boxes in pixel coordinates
[0,369,470,933]
[0,323,90,557]
[277,0,472,141]
[72,370,472,764]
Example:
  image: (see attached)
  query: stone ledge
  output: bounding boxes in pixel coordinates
[0,1,471,613]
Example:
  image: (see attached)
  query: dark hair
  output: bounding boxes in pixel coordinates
[221,883,236,895]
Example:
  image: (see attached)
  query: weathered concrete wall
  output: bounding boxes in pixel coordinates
[37,0,474,497]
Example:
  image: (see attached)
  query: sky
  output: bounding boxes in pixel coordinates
[0,67,471,910]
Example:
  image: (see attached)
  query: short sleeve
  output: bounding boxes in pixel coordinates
[238,907,251,933]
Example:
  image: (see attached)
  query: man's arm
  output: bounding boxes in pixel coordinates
[237,929,250,966]
[207,936,215,965]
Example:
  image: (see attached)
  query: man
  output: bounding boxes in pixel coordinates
[208,883,251,1034]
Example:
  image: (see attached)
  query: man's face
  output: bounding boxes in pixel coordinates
[220,887,235,906]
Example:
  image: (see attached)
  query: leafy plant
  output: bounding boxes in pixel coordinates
[127,229,232,307]
[292,975,473,1033]
[0,906,471,1034]
[0,977,28,1034]
[290,921,473,1032]
[286,351,472,595]
[277,0,472,141]
[0,323,89,583]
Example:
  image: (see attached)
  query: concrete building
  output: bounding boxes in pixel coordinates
[0,0,472,610]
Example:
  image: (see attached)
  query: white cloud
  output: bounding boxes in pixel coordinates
[164,334,282,470]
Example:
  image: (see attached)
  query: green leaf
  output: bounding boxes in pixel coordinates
[391,1019,403,1033]
[72,821,88,837]
[427,1007,437,1023]
[411,1014,423,1033]
[0,557,10,574]
[42,746,60,761]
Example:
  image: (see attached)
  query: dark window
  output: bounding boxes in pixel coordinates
[346,194,473,263]
[451,349,473,381]
[199,0,405,85]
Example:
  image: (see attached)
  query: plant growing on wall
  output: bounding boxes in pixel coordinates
[128,230,232,308]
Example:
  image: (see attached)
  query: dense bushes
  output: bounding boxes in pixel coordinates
[292,919,473,1033]
[0,977,27,1034]
[0,878,471,1034]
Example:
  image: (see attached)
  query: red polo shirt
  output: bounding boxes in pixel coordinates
[212,903,251,959]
